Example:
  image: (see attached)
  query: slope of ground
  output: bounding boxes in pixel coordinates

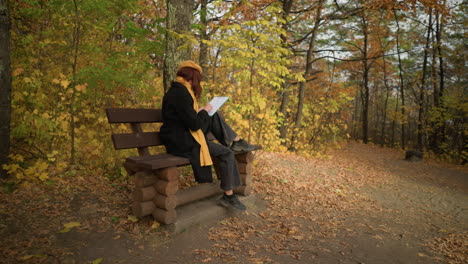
[0,142,466,263]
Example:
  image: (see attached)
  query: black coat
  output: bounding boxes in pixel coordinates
[160,82,213,183]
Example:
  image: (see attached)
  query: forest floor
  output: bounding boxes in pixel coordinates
[1,142,467,264]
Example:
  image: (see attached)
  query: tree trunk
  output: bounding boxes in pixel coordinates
[436,11,445,106]
[279,85,290,141]
[417,9,433,151]
[278,0,294,144]
[391,93,399,147]
[199,0,209,72]
[433,9,446,151]
[380,55,390,147]
[248,58,254,143]
[163,0,194,92]
[290,0,323,149]
[211,46,221,88]
[437,10,446,142]
[393,8,406,149]
[0,0,11,178]
[430,11,439,151]
[353,91,360,139]
[432,15,439,108]
[361,14,369,144]
[70,0,81,165]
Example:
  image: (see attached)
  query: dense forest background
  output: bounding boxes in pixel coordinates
[0,0,466,183]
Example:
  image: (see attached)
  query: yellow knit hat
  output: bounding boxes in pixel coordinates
[178,60,203,74]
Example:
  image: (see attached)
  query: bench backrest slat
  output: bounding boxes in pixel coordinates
[106,108,162,123]
[105,108,221,155]
[112,132,162,150]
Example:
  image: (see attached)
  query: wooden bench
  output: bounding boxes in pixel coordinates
[105,108,260,225]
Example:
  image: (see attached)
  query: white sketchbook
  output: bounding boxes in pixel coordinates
[208,96,229,116]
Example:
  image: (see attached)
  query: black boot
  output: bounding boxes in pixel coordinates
[218,193,247,211]
[231,139,256,152]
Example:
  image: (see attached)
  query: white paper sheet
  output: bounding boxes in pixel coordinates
[207,96,229,116]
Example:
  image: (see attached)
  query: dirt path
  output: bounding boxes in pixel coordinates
[151,143,467,264]
[328,143,468,264]
[1,142,467,263]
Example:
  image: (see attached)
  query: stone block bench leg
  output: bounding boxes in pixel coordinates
[234,152,254,196]
[127,152,256,224]
[152,167,179,224]
[131,171,158,217]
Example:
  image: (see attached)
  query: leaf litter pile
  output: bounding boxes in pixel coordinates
[0,169,164,263]
[1,142,467,263]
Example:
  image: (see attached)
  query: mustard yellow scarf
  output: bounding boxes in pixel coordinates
[175,76,213,166]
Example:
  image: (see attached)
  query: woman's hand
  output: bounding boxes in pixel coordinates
[199,103,213,113]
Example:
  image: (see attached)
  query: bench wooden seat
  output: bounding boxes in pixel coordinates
[128,154,190,170]
[106,108,260,225]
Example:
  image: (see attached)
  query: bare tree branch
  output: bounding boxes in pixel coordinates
[312,49,412,63]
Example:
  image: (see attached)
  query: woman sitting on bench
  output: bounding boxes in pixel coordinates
[159,60,256,211]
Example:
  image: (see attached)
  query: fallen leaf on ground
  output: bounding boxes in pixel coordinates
[64,222,81,229]
[128,215,138,223]
[151,221,160,229]
[59,221,81,233]
[372,234,383,240]
[18,254,46,260]
[92,257,103,264]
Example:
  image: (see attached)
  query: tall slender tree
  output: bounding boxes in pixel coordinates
[417,8,433,151]
[278,0,294,144]
[290,0,324,149]
[380,45,391,147]
[431,7,446,152]
[360,10,370,144]
[69,0,81,165]
[163,0,194,92]
[199,0,209,70]
[0,0,11,178]
[393,8,406,149]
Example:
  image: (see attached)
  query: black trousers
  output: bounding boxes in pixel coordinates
[203,113,241,191]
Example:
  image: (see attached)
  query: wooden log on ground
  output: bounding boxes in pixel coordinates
[234,185,252,196]
[241,173,252,186]
[133,171,158,188]
[132,186,157,202]
[235,151,254,163]
[152,208,177,224]
[132,201,156,217]
[156,167,179,181]
[154,179,179,195]
[176,182,222,207]
[238,162,253,174]
[153,193,177,210]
